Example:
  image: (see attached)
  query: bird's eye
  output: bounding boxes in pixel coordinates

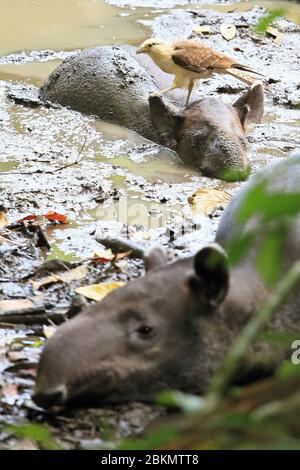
[135,325,154,339]
[149,44,153,47]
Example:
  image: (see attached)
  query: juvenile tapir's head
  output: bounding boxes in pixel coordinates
[149,82,264,181]
[33,245,230,409]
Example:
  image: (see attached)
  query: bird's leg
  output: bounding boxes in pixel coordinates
[185,79,195,107]
[150,82,180,98]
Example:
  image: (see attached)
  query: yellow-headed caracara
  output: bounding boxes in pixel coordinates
[136,38,265,106]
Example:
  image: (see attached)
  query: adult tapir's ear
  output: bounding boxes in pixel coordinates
[233,81,264,132]
[149,94,184,143]
[191,244,229,307]
[144,246,168,272]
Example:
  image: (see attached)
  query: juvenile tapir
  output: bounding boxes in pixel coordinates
[40,45,264,181]
[33,154,300,409]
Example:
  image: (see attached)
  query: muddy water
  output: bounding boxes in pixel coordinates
[0,0,149,56]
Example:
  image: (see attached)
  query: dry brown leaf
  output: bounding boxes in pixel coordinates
[43,325,58,339]
[1,383,18,404]
[0,211,8,228]
[8,351,27,363]
[220,23,236,41]
[92,249,132,263]
[32,264,87,290]
[193,25,211,35]
[188,188,231,216]
[93,249,114,259]
[0,299,35,313]
[266,26,283,44]
[75,281,124,301]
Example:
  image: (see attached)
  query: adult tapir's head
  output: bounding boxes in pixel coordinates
[33,245,230,409]
[149,82,264,181]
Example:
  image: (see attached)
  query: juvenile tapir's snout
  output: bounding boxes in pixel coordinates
[33,246,233,408]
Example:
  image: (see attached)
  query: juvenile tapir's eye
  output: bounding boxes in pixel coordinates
[135,325,154,339]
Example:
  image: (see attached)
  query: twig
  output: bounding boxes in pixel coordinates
[207,259,300,407]
[0,138,87,176]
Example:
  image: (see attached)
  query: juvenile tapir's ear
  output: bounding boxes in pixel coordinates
[144,246,168,272]
[190,244,229,307]
[233,81,264,132]
[149,94,184,143]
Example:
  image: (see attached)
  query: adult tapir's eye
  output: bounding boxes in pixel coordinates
[135,325,155,339]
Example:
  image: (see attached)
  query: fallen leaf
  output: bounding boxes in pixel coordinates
[8,351,27,363]
[43,325,58,339]
[193,25,211,35]
[31,264,87,290]
[92,250,132,263]
[60,265,88,283]
[266,26,283,44]
[75,281,124,301]
[114,251,132,261]
[0,299,35,314]
[220,23,236,41]
[17,211,68,225]
[0,211,8,227]
[92,249,114,263]
[18,214,37,223]
[44,211,68,224]
[188,188,231,216]
[1,383,18,405]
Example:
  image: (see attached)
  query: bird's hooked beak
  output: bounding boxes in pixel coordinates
[136,46,144,54]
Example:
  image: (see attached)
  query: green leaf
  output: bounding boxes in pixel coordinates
[5,423,60,450]
[255,8,286,34]
[156,390,205,413]
[119,425,178,450]
[227,232,253,265]
[237,182,300,222]
[256,224,286,284]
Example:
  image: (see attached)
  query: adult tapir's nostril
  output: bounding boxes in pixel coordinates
[32,384,67,409]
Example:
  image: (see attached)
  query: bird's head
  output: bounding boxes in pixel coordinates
[136,38,169,55]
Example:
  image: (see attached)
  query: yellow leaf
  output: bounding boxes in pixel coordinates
[75,281,124,301]
[92,249,113,259]
[193,25,211,35]
[266,26,283,44]
[188,188,231,216]
[0,299,34,313]
[0,296,44,314]
[0,211,8,228]
[43,325,57,339]
[220,23,236,41]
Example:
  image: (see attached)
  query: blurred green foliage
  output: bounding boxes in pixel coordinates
[254,8,286,33]
[119,153,300,450]
[5,423,60,450]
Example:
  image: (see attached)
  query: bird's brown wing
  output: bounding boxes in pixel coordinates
[172,40,235,73]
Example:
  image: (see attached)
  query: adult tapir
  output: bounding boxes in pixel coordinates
[33,154,300,409]
[39,45,264,181]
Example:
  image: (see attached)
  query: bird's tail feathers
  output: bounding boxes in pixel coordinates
[226,68,270,92]
[233,63,265,77]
